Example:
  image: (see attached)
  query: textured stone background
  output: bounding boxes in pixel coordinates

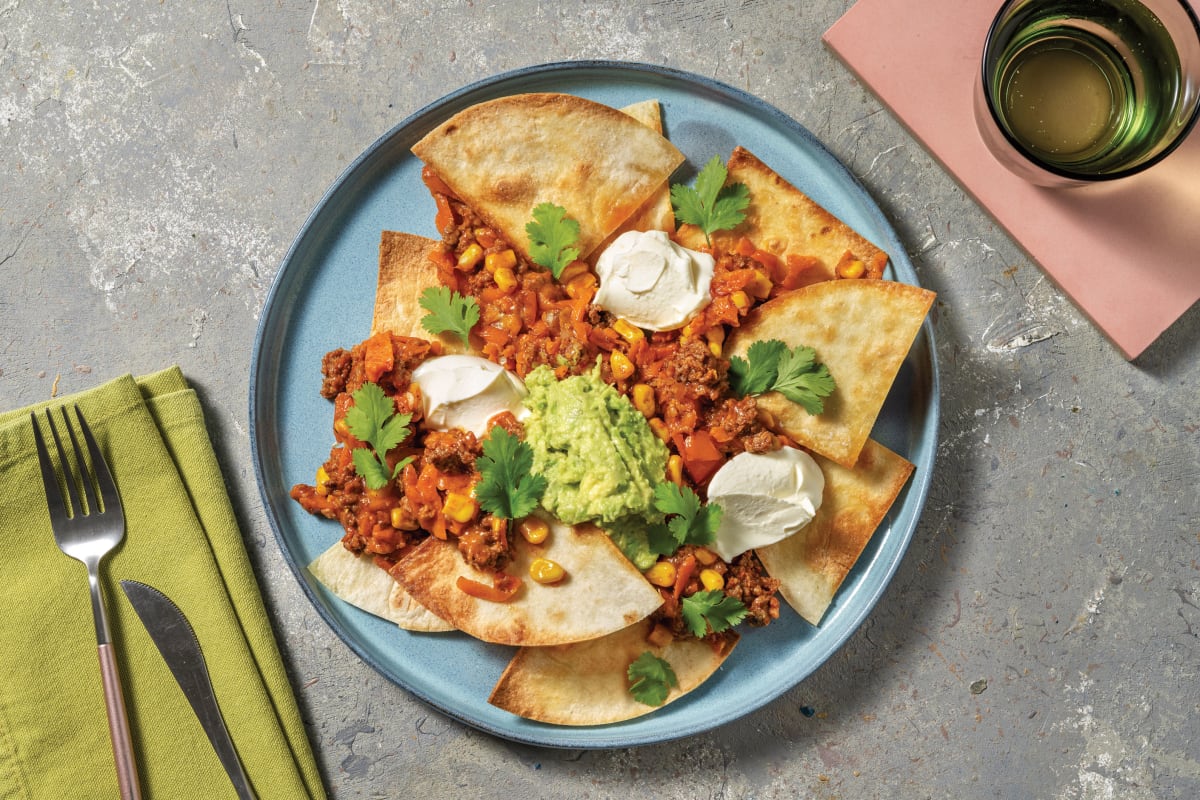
[3,1,1199,798]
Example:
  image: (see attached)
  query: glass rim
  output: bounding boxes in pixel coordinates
[979,0,1200,182]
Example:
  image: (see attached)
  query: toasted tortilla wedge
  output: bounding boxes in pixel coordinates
[308,542,454,632]
[606,100,676,238]
[757,439,914,626]
[488,619,737,725]
[727,279,934,468]
[676,146,889,284]
[412,93,684,262]
[371,230,466,352]
[390,516,663,647]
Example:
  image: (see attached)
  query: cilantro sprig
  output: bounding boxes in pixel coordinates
[669,155,750,247]
[728,339,835,415]
[474,426,547,520]
[344,382,414,490]
[681,590,749,639]
[627,651,678,707]
[526,202,580,279]
[418,286,480,346]
[647,483,722,556]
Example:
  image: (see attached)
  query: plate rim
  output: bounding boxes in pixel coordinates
[249,59,941,749]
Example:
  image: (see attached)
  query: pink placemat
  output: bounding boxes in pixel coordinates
[825,0,1200,359]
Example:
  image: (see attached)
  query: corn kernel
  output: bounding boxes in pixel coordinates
[457,243,484,271]
[529,557,566,584]
[747,269,773,299]
[648,418,670,442]
[838,259,866,279]
[708,339,723,359]
[442,492,478,523]
[333,418,351,438]
[517,516,550,545]
[610,349,635,380]
[485,248,517,273]
[390,506,419,530]
[613,318,645,345]
[631,384,656,418]
[315,466,330,496]
[493,266,517,292]
[564,272,597,300]
[667,455,683,485]
[731,290,751,309]
[645,561,677,587]
[699,568,725,591]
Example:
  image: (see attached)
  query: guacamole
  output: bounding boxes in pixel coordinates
[523,364,667,568]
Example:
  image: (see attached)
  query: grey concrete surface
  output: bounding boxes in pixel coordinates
[3,1,1199,798]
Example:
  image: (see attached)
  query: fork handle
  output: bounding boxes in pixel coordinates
[99,643,143,800]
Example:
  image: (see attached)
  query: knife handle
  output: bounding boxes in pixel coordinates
[99,643,143,800]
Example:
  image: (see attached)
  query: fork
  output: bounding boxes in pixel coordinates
[32,405,142,800]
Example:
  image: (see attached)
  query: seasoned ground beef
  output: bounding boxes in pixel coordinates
[422,429,480,474]
[457,518,511,572]
[723,552,781,626]
[320,348,353,399]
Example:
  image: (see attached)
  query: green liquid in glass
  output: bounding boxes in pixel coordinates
[988,0,1183,175]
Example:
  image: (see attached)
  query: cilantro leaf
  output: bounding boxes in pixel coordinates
[653,483,722,548]
[669,155,750,247]
[727,339,835,415]
[525,202,580,279]
[418,286,479,346]
[680,590,749,638]
[344,382,413,490]
[627,651,678,707]
[728,339,787,397]
[474,426,547,520]
[772,345,836,414]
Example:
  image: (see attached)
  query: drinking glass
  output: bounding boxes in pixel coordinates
[975,0,1200,185]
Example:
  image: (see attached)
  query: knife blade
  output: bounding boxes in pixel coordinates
[121,580,258,800]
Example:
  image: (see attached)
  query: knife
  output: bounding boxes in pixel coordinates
[121,580,258,800]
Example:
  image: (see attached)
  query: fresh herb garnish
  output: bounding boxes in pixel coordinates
[474,426,547,520]
[418,285,480,346]
[526,202,580,279]
[652,482,722,550]
[680,590,748,638]
[627,651,678,707]
[728,339,835,415]
[344,382,414,490]
[669,155,750,247]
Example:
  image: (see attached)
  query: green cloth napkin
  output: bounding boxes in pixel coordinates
[0,369,326,800]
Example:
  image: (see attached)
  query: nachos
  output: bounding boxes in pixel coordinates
[290,93,934,725]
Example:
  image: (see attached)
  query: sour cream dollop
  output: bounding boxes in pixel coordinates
[410,355,528,437]
[705,446,825,562]
[593,230,714,330]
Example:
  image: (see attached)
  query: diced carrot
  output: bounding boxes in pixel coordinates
[363,331,394,383]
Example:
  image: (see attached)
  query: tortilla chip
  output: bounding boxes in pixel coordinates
[488,619,737,725]
[756,439,914,625]
[308,542,454,632]
[727,279,934,468]
[411,93,685,262]
[390,516,663,647]
[676,146,889,284]
[606,100,676,238]
[371,230,467,352]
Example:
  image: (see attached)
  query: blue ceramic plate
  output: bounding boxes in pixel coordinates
[250,61,939,749]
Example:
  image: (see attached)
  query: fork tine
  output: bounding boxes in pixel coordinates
[46,409,85,520]
[59,405,99,518]
[75,405,122,522]
[30,412,70,528]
